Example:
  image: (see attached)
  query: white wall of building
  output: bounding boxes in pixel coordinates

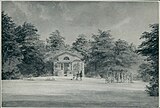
[53,52,84,77]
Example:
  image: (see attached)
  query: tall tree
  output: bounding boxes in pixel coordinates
[110,39,138,82]
[138,63,151,82]
[113,39,137,69]
[88,30,114,76]
[2,11,19,65]
[138,24,159,96]
[72,34,90,61]
[2,12,22,79]
[15,22,45,76]
[46,30,65,52]
[2,11,46,79]
[87,30,138,82]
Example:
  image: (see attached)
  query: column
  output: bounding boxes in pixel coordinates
[113,72,115,83]
[82,62,85,77]
[118,72,120,83]
[122,72,124,83]
[71,62,72,71]
[63,63,64,70]
[53,62,55,72]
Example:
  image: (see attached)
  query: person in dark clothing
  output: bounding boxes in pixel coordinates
[71,72,76,80]
[79,71,82,80]
[76,71,79,80]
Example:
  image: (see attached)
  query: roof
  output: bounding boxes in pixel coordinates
[45,50,83,61]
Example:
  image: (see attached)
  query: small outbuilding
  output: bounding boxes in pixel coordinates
[46,51,84,77]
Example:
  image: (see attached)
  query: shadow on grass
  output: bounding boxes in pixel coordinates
[3,100,159,108]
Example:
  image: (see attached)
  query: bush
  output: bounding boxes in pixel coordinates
[146,77,159,96]
[2,71,21,80]
[146,85,159,96]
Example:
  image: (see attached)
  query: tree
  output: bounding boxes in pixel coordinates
[15,22,45,77]
[72,34,90,61]
[2,12,22,79]
[111,39,138,82]
[138,63,151,82]
[2,11,46,79]
[88,30,115,76]
[45,30,66,75]
[114,40,137,68]
[87,30,138,82]
[2,12,17,65]
[46,30,65,52]
[138,24,159,96]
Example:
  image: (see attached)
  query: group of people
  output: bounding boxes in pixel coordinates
[104,73,133,83]
[71,70,83,80]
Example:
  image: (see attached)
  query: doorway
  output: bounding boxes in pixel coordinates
[64,63,69,76]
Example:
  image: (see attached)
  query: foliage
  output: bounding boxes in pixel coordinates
[85,30,138,79]
[89,30,114,73]
[2,11,144,83]
[2,12,20,64]
[15,22,46,76]
[112,39,138,71]
[2,12,22,79]
[138,63,151,82]
[138,24,159,96]
[46,30,65,51]
[2,56,22,79]
[72,34,90,61]
[44,61,54,75]
[2,12,46,79]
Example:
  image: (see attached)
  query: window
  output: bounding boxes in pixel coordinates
[64,56,70,60]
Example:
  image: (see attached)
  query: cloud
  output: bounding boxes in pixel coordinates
[13,2,32,19]
[2,1,158,46]
[111,17,131,30]
[38,5,51,20]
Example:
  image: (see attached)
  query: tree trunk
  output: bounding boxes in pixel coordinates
[51,62,54,76]
[95,62,97,72]
[113,72,115,83]
[130,73,133,83]
[118,72,120,83]
[116,72,118,83]
[122,73,124,82]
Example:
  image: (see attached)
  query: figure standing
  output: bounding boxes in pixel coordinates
[80,70,82,80]
[76,71,79,80]
[71,71,76,80]
[105,76,109,83]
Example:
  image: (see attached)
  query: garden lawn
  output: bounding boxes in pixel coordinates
[2,77,159,107]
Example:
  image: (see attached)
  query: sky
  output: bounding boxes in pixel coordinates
[2,1,159,46]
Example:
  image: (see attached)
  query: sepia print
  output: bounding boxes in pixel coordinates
[1,1,159,107]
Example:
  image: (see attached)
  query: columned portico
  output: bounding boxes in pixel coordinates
[51,51,84,77]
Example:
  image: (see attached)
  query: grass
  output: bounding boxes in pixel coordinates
[2,77,159,107]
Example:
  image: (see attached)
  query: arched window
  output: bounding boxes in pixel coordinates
[64,56,70,60]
